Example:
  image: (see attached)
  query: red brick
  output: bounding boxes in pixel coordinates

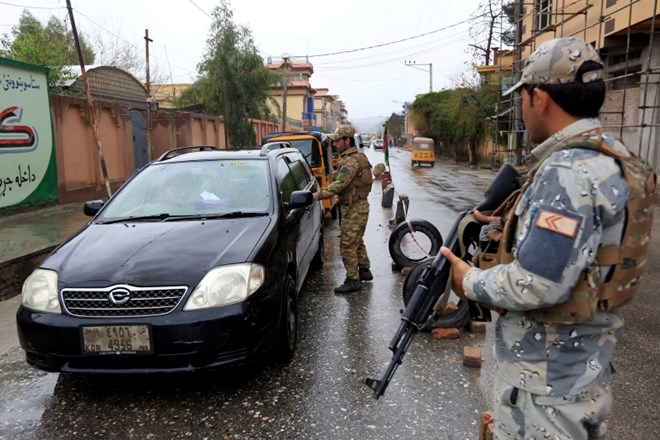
[479,411,494,440]
[431,327,460,340]
[463,345,482,367]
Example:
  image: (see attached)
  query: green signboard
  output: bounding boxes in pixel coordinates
[0,57,57,208]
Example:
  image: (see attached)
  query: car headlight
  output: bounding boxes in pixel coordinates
[22,269,61,313]
[183,263,265,311]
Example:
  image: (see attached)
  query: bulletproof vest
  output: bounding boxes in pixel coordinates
[474,131,656,324]
[346,150,373,203]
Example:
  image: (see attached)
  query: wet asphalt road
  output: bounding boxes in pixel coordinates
[0,147,495,440]
[1,146,657,439]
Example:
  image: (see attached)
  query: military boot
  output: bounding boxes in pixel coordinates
[359,268,373,281]
[334,278,361,294]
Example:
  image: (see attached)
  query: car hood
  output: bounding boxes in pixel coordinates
[43,217,272,287]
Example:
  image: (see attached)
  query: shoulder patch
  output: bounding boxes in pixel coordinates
[535,209,580,237]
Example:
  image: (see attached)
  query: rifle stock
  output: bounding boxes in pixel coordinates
[364,163,521,399]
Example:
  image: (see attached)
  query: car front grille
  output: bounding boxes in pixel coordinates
[61,285,188,318]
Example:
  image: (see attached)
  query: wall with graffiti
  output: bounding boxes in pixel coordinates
[0,57,57,209]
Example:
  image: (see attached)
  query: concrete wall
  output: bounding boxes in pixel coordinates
[45,95,283,206]
[51,95,134,204]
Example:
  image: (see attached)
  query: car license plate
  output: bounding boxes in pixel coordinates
[82,325,152,355]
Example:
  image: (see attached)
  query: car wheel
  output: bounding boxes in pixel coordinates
[402,259,471,330]
[431,162,435,167]
[411,161,415,167]
[275,275,297,361]
[389,219,443,268]
[311,228,324,270]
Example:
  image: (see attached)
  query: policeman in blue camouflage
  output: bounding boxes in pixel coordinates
[441,37,654,439]
[314,125,373,293]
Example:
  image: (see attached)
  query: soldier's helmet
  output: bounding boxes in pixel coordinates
[334,125,356,139]
[372,163,386,179]
[503,37,603,96]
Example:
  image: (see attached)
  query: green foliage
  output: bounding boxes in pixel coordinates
[174,0,280,147]
[0,9,95,87]
[385,112,403,144]
[409,84,501,163]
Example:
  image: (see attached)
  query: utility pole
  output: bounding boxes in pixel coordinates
[144,29,153,161]
[404,61,433,93]
[281,56,290,130]
[66,0,112,199]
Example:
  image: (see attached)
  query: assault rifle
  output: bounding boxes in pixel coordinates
[363,163,522,400]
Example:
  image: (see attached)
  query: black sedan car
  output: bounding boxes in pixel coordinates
[17,144,324,373]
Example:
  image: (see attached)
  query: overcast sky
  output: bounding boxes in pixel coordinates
[2,0,484,121]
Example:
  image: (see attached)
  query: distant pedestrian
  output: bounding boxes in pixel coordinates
[314,125,374,293]
[441,37,656,439]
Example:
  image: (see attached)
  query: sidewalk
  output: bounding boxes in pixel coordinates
[0,202,90,301]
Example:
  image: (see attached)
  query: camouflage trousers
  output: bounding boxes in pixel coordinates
[339,200,370,280]
[493,373,611,440]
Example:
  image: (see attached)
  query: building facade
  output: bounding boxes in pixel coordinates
[508,0,659,172]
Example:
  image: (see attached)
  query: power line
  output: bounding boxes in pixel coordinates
[186,0,212,20]
[0,1,63,10]
[302,17,482,58]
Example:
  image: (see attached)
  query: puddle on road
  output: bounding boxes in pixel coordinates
[0,349,57,434]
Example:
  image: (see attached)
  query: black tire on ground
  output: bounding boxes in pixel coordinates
[275,275,297,361]
[310,228,324,270]
[426,299,471,329]
[388,219,443,268]
[431,162,435,167]
[402,259,471,329]
[402,259,432,306]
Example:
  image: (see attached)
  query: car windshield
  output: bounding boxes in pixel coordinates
[98,159,271,220]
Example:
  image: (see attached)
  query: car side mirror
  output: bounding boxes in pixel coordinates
[83,199,105,217]
[287,190,313,209]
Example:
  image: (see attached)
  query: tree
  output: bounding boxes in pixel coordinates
[385,112,403,145]
[468,0,516,65]
[0,9,95,87]
[174,0,280,147]
[409,83,499,166]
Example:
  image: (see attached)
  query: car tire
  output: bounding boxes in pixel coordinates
[389,219,443,268]
[275,275,297,361]
[402,259,471,329]
[311,228,324,270]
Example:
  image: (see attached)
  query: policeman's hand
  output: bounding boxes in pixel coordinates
[440,246,468,299]
[312,192,319,201]
[473,210,501,224]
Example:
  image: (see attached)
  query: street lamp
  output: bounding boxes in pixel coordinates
[404,61,432,93]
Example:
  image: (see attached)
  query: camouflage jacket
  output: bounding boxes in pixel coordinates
[317,147,370,204]
[463,118,628,397]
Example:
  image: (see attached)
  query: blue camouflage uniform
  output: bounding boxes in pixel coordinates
[463,118,629,439]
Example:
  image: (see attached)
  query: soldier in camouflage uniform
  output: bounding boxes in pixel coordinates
[441,37,655,439]
[314,125,373,294]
